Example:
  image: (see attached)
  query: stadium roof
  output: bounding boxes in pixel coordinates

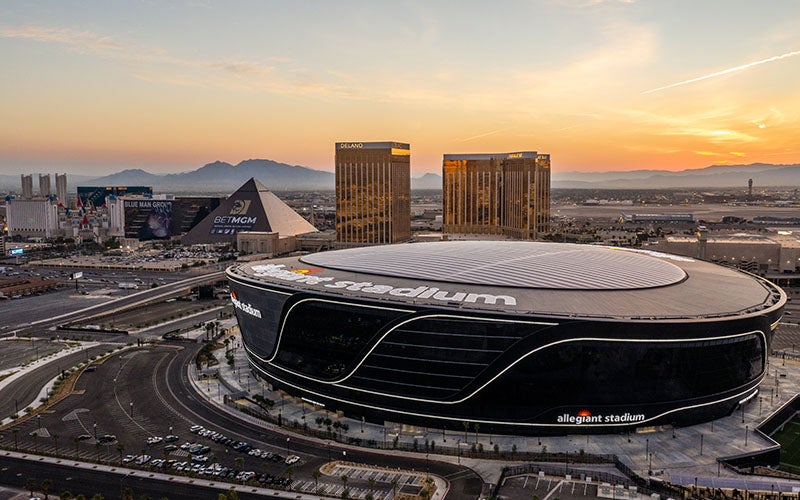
[229,241,784,320]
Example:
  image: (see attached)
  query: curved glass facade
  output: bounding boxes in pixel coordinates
[230,276,779,434]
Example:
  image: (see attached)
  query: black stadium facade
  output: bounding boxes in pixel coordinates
[226,241,786,434]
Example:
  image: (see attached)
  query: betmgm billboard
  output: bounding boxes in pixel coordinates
[209,199,257,235]
[124,199,174,240]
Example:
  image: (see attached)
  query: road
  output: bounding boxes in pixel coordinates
[0,343,483,499]
[0,344,111,419]
[4,271,224,337]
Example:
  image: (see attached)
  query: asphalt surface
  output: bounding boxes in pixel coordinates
[0,344,111,419]
[0,339,63,372]
[4,271,224,338]
[0,343,482,499]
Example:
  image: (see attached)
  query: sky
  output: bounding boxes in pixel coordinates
[2,1,800,176]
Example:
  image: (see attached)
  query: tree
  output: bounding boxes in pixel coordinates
[26,477,37,496]
[41,478,52,500]
[473,422,480,442]
[391,479,399,500]
[227,487,239,500]
[117,443,125,462]
[234,457,243,471]
[462,421,469,441]
[120,487,134,500]
[73,436,79,456]
[91,494,104,500]
[53,433,60,455]
[312,470,321,493]
[284,466,294,486]
[12,429,19,450]
[59,490,73,499]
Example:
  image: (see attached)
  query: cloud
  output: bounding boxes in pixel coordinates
[643,49,800,94]
[0,25,124,51]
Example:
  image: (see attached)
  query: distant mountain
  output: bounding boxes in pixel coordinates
[5,161,798,194]
[553,163,800,189]
[83,159,335,192]
[412,173,442,190]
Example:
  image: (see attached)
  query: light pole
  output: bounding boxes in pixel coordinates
[93,422,97,440]
[327,441,332,462]
[745,425,749,447]
[700,433,703,456]
[457,439,461,464]
[130,401,134,420]
[286,437,290,456]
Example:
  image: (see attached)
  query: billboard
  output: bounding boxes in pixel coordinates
[77,186,153,208]
[209,198,258,235]
[124,199,174,240]
[124,197,222,240]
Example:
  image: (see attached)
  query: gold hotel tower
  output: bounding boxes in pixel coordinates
[335,141,411,246]
[443,151,550,240]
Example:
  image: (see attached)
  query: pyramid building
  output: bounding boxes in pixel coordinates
[182,178,316,245]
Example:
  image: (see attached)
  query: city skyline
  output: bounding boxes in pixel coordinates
[2,1,800,175]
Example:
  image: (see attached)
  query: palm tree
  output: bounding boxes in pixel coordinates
[41,478,52,500]
[117,443,125,462]
[473,422,480,443]
[33,431,39,453]
[391,479,399,500]
[12,429,19,450]
[53,433,60,456]
[340,474,349,499]
[312,470,321,493]
[91,494,104,500]
[26,477,37,496]
[234,457,243,471]
[73,436,79,456]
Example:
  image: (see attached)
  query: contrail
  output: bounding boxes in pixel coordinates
[643,49,800,94]
[456,127,514,143]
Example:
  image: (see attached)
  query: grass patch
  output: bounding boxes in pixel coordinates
[771,419,800,474]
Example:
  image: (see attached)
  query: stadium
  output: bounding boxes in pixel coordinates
[226,241,786,434]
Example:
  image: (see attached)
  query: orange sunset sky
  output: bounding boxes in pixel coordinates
[2,1,800,176]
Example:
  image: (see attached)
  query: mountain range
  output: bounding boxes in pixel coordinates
[2,160,799,193]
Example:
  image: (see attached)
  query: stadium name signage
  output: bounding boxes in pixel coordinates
[556,413,645,425]
[231,296,262,319]
[250,264,517,306]
[214,215,257,225]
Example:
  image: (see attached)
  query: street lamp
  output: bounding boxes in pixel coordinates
[327,441,332,462]
[93,422,97,440]
[130,401,134,419]
[457,439,461,464]
[286,437,290,456]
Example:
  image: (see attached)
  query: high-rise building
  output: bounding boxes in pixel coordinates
[39,174,52,197]
[20,174,33,199]
[335,141,411,246]
[443,151,550,240]
[55,173,68,203]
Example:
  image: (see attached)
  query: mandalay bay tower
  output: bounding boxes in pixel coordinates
[335,141,411,247]
[443,151,550,240]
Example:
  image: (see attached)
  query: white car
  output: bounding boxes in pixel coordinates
[285,455,300,465]
[135,454,151,465]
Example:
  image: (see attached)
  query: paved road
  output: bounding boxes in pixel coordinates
[5,271,224,338]
[160,343,484,499]
[0,344,110,419]
[0,454,269,500]
[0,343,482,499]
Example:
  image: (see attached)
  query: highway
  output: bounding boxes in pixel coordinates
[5,271,224,338]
